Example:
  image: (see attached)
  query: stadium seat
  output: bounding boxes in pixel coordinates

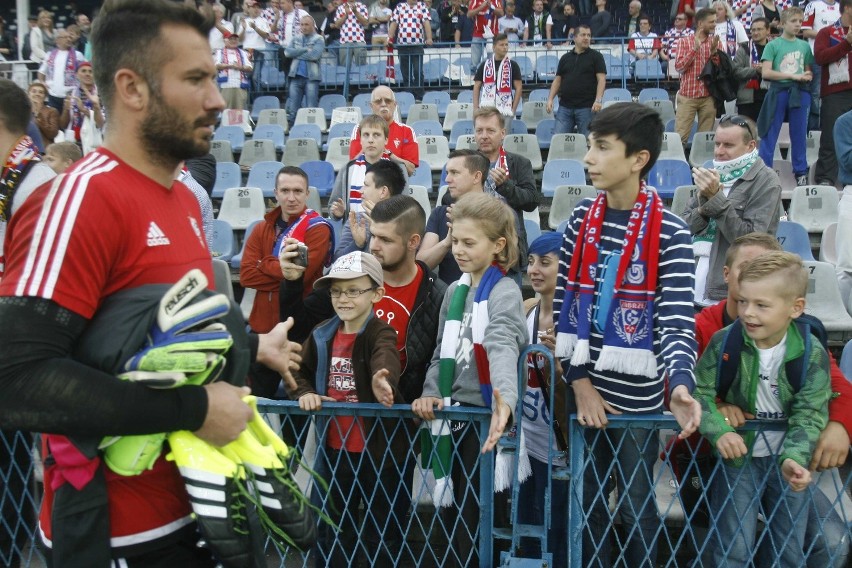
[395,92,416,119]
[406,103,441,125]
[423,58,450,86]
[209,219,236,263]
[455,134,477,150]
[806,130,820,166]
[549,133,587,162]
[301,160,336,197]
[820,222,838,264]
[214,125,245,153]
[638,88,668,103]
[643,99,675,125]
[535,54,558,81]
[528,89,551,103]
[288,123,323,144]
[840,340,852,379]
[787,185,840,236]
[519,101,553,130]
[217,187,267,231]
[542,159,586,197]
[294,107,327,133]
[548,184,598,229]
[325,136,352,172]
[307,186,322,213]
[503,133,543,170]
[211,258,235,300]
[633,59,664,80]
[523,207,541,228]
[256,108,289,132]
[250,95,280,121]
[423,91,451,117]
[412,119,445,137]
[280,137,321,166]
[448,120,475,148]
[802,260,852,339]
[688,131,715,167]
[324,122,357,151]
[251,124,285,153]
[330,106,363,127]
[515,55,535,82]
[230,219,264,269]
[602,88,631,104]
[525,218,542,243]
[772,159,799,199]
[353,93,373,116]
[443,102,474,132]
[258,66,287,90]
[417,135,451,171]
[212,161,242,200]
[210,140,235,163]
[670,185,698,218]
[436,184,448,205]
[456,90,474,103]
[508,118,529,135]
[246,160,283,197]
[535,119,556,149]
[775,220,816,261]
[221,108,253,134]
[659,132,687,161]
[319,94,348,118]
[410,160,434,189]
[648,159,693,199]
[238,139,277,170]
[405,184,432,219]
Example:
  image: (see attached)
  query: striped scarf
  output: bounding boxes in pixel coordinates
[484,147,509,196]
[45,48,78,92]
[480,56,513,116]
[347,150,392,214]
[555,183,662,378]
[423,263,504,507]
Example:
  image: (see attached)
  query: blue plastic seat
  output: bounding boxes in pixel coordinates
[448,120,474,149]
[212,161,242,200]
[353,93,373,115]
[410,160,434,189]
[423,59,450,86]
[251,124,285,153]
[528,89,551,103]
[508,118,528,135]
[250,95,280,121]
[647,159,693,199]
[412,120,445,138]
[423,91,451,117]
[300,160,336,197]
[602,88,631,103]
[633,59,664,81]
[395,92,416,118]
[246,161,284,198]
[319,94,348,118]
[213,125,245,153]
[515,55,535,82]
[456,90,473,104]
[775,220,816,261]
[638,88,669,103]
[542,159,586,197]
[535,54,558,81]
[288,123,322,143]
[324,122,357,151]
[535,119,556,149]
[209,219,236,262]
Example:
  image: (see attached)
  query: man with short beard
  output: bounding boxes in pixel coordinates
[0,1,301,565]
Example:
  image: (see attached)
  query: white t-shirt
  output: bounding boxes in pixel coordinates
[240,16,270,50]
[803,0,841,51]
[752,333,787,458]
[209,19,235,52]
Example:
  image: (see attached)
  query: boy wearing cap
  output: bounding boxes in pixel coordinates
[287,251,405,566]
[215,32,253,109]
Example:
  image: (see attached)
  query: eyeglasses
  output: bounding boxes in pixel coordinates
[329,286,376,298]
[719,114,756,141]
[371,97,395,105]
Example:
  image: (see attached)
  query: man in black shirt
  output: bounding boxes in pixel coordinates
[546,24,606,136]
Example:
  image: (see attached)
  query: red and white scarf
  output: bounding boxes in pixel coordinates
[827,19,851,86]
[385,43,396,82]
[348,150,392,214]
[0,136,42,275]
[272,208,321,257]
[484,146,510,196]
[217,48,252,89]
[555,183,663,378]
[45,48,79,91]
[480,56,513,116]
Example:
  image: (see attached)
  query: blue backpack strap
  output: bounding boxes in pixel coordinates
[716,320,744,400]
[786,318,816,393]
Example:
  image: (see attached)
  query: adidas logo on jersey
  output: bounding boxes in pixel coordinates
[147,222,171,247]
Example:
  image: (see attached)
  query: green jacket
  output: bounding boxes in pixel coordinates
[694,321,830,468]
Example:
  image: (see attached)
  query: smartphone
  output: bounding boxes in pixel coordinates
[294,243,309,267]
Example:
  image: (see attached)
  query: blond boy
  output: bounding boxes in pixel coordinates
[694,251,831,567]
[43,141,82,174]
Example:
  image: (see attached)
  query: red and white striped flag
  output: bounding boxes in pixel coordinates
[385,42,395,83]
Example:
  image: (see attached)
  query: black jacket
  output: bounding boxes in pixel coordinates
[279,260,446,403]
[701,50,738,104]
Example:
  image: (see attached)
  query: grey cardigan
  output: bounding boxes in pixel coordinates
[679,158,782,301]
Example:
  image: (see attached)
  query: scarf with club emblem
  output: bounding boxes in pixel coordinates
[480,56,513,116]
[555,182,662,378]
[422,262,504,507]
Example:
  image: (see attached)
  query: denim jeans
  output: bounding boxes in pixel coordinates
[286,76,319,126]
[250,49,264,93]
[809,64,822,132]
[758,88,811,176]
[398,44,425,99]
[554,106,593,137]
[339,41,366,67]
[579,425,660,568]
[470,37,488,74]
[517,455,569,566]
[711,457,808,568]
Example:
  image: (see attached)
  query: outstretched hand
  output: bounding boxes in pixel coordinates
[372,368,394,407]
[482,388,511,454]
[669,385,701,439]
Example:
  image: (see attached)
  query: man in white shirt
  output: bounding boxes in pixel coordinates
[37,29,86,111]
[238,0,272,91]
[215,32,253,109]
[208,3,234,52]
[803,0,842,129]
[498,1,524,42]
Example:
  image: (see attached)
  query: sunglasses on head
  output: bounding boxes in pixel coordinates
[719,114,756,141]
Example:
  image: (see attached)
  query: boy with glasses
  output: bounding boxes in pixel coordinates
[680,114,782,305]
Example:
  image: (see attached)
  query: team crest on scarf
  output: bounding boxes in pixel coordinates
[613,299,650,345]
[480,57,513,116]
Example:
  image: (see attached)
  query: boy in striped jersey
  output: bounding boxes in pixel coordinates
[553,102,700,568]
